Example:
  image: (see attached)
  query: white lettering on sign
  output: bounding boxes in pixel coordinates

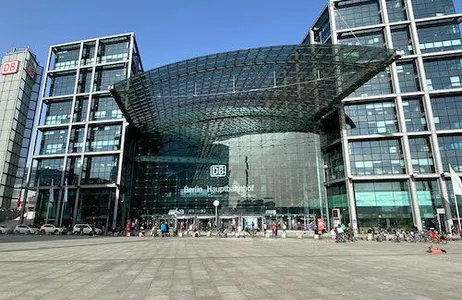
[182,184,255,194]
[210,165,227,177]
[1,60,19,75]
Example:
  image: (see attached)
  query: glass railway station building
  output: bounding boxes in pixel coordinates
[26,0,462,233]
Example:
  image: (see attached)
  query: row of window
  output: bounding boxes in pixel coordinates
[339,22,462,55]
[348,56,462,98]
[51,38,130,71]
[335,0,457,30]
[39,125,121,155]
[348,134,462,175]
[44,96,122,125]
[34,155,118,186]
[345,94,462,135]
[46,65,127,97]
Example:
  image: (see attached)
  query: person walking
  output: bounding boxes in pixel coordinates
[271,222,278,239]
[160,221,167,238]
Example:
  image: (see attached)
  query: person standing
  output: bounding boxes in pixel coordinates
[160,221,167,238]
[271,222,278,239]
[263,222,267,236]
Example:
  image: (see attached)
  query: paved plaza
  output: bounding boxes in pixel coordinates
[0,235,461,300]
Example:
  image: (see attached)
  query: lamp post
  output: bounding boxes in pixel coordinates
[213,200,219,232]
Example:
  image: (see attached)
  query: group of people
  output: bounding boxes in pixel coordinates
[330,223,355,243]
[148,221,170,237]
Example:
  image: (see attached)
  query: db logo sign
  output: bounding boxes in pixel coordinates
[1,60,20,75]
[210,165,227,177]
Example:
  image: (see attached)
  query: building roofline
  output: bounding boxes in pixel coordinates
[49,32,136,48]
[299,1,330,44]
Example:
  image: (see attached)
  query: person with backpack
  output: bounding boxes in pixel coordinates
[160,221,167,238]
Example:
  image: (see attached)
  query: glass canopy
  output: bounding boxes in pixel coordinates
[111,44,400,139]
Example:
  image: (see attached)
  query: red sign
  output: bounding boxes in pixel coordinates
[317,218,325,231]
[1,60,19,75]
[25,60,36,80]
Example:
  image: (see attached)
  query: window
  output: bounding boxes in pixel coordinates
[91,96,122,120]
[348,69,392,97]
[391,27,414,55]
[438,135,462,171]
[402,98,427,131]
[396,62,420,93]
[98,38,130,64]
[424,57,462,91]
[432,94,462,130]
[409,137,434,173]
[412,0,456,19]
[53,47,79,70]
[73,97,88,122]
[44,99,72,125]
[345,101,397,135]
[81,155,118,184]
[335,0,381,30]
[386,0,407,22]
[349,139,405,175]
[418,22,462,54]
[35,158,64,185]
[39,129,68,155]
[86,125,121,152]
[47,72,76,97]
[94,65,127,92]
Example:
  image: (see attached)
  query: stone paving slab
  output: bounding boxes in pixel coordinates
[0,236,461,299]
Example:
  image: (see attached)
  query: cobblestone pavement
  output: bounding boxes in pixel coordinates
[0,236,461,300]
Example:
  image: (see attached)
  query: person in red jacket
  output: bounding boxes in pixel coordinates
[271,222,278,239]
[426,245,447,254]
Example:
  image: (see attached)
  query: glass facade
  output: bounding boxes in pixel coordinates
[438,135,462,171]
[402,98,427,131]
[412,0,456,19]
[29,33,142,228]
[133,133,324,229]
[409,137,434,173]
[386,0,407,22]
[347,69,392,97]
[349,139,405,175]
[424,57,462,91]
[354,181,412,229]
[432,94,462,130]
[335,1,381,30]
[314,0,462,233]
[0,49,42,208]
[27,0,462,233]
[417,22,462,54]
[345,101,397,135]
[112,43,398,233]
[396,62,420,93]
[391,27,414,55]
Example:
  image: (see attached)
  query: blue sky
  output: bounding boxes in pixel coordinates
[1,1,461,70]
[0,0,329,69]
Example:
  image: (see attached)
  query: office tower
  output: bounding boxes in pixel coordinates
[29,33,143,228]
[304,0,462,232]
[0,48,42,209]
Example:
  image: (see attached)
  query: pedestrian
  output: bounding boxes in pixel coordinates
[426,245,447,254]
[160,221,167,238]
[335,225,344,242]
[263,223,267,236]
[271,222,278,239]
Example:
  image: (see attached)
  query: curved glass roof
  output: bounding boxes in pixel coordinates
[111,44,399,140]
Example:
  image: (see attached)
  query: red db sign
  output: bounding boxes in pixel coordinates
[1,60,19,75]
